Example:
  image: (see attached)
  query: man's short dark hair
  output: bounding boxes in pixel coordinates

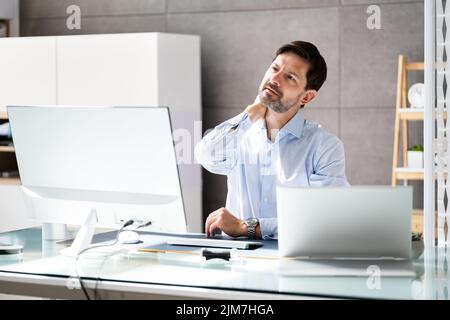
[276,41,327,91]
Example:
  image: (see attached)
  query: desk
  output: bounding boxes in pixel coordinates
[0,227,448,300]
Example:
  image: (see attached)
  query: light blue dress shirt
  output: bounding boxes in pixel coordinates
[195,108,349,239]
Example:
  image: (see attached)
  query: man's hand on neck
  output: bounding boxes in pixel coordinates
[244,96,303,142]
[245,96,267,123]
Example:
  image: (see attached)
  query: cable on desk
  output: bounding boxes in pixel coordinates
[92,248,119,300]
[74,219,134,300]
[92,220,152,300]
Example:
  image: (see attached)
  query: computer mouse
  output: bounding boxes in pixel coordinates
[118,230,140,244]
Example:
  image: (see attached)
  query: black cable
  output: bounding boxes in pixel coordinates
[135,220,152,229]
[74,219,134,300]
[93,249,117,300]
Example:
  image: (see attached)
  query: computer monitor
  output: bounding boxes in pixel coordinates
[7,105,187,256]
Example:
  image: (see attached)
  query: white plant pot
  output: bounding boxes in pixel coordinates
[407,151,424,169]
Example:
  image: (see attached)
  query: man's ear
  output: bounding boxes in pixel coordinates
[300,90,317,105]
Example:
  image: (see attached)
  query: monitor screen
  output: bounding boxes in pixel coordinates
[8,105,187,233]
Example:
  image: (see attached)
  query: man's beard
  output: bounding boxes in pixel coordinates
[259,84,303,114]
[263,99,288,113]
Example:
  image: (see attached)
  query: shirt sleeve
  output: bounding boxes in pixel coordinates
[309,135,350,187]
[195,111,251,175]
[259,217,278,240]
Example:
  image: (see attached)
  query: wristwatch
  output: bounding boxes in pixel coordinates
[245,217,259,239]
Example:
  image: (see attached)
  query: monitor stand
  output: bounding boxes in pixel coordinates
[42,223,68,241]
[60,209,98,257]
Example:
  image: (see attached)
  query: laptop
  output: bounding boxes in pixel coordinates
[276,186,415,276]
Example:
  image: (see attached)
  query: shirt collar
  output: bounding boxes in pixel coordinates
[259,108,305,140]
[281,108,305,139]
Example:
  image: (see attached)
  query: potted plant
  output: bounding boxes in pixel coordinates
[407,144,424,169]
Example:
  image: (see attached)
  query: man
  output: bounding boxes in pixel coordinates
[195,41,349,240]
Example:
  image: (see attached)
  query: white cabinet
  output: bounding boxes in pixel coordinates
[56,33,160,106]
[0,37,57,106]
[0,33,202,232]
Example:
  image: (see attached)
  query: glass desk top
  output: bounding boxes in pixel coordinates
[0,227,448,300]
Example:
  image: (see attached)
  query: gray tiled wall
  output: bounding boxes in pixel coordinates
[19,0,425,220]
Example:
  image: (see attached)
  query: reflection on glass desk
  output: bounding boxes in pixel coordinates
[0,227,448,300]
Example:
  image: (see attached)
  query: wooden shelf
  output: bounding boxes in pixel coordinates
[0,145,14,152]
[394,168,449,180]
[399,108,448,121]
[0,109,13,152]
[0,109,16,185]
[399,109,424,120]
[392,56,428,187]
[394,167,424,180]
[0,177,20,185]
[0,110,7,120]
[0,19,11,37]
[406,62,424,71]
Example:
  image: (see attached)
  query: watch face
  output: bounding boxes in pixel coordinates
[246,218,259,226]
